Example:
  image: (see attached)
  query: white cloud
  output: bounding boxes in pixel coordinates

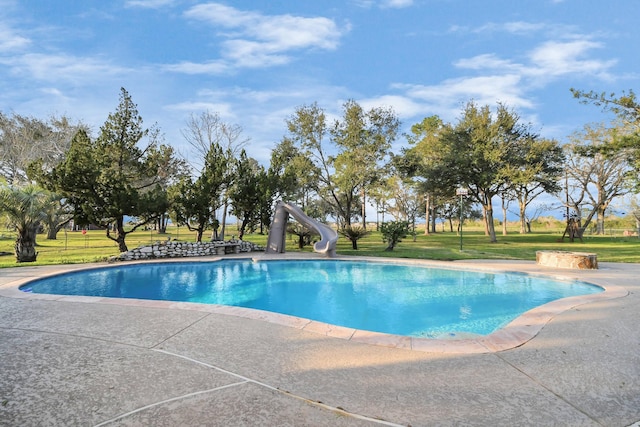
[124,0,177,8]
[450,20,576,38]
[185,3,345,50]
[475,21,548,35]
[450,36,616,93]
[527,39,616,80]
[381,0,414,8]
[454,54,521,72]
[373,28,619,134]
[352,0,413,8]
[396,74,532,114]
[0,23,30,51]
[171,3,348,73]
[1,53,129,82]
[163,60,228,75]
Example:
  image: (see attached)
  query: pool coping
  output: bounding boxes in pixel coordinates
[0,254,629,354]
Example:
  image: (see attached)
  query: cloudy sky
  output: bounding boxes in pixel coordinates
[1,0,638,165]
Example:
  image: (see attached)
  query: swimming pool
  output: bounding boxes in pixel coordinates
[19,259,603,338]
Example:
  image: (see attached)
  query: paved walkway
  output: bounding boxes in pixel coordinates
[0,256,639,426]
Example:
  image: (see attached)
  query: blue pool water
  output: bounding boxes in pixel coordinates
[20,259,602,338]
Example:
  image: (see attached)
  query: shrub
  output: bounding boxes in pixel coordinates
[338,225,370,250]
[380,221,410,251]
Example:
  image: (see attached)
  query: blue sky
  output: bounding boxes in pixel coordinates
[1,0,639,166]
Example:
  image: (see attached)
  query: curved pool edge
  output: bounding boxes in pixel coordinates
[0,254,630,354]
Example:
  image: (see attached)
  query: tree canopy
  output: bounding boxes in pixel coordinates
[285,100,399,228]
[36,88,176,252]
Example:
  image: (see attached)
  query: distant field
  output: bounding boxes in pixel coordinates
[1,221,639,268]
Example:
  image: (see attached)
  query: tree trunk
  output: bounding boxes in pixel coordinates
[219,200,229,240]
[596,206,606,235]
[157,214,168,234]
[114,217,128,252]
[502,204,508,236]
[15,226,38,262]
[519,198,527,234]
[482,206,489,236]
[430,206,436,233]
[361,188,366,230]
[424,194,430,235]
[485,203,498,243]
[46,225,60,240]
[238,217,249,240]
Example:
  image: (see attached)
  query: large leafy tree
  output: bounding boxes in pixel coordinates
[416,103,540,243]
[229,150,268,240]
[38,88,174,252]
[285,100,399,228]
[396,115,454,234]
[146,127,188,233]
[0,184,49,262]
[169,142,233,242]
[330,100,399,228]
[181,111,248,240]
[268,137,317,206]
[503,136,564,233]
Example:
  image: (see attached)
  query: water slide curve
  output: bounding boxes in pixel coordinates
[265,201,338,257]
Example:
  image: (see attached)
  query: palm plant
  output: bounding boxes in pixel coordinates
[0,184,48,262]
[338,225,370,250]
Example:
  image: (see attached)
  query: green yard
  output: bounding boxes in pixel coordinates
[1,221,639,268]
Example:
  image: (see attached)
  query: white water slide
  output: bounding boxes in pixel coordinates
[265,201,338,257]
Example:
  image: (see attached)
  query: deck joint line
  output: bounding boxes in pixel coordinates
[153,348,406,426]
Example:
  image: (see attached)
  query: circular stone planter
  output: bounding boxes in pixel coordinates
[536,250,598,269]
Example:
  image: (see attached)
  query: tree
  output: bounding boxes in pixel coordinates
[564,123,631,234]
[169,142,233,242]
[287,222,317,249]
[284,103,332,210]
[330,100,399,228]
[571,88,640,186]
[503,136,564,233]
[38,88,174,252]
[181,111,248,240]
[396,116,454,235]
[0,184,48,262]
[41,191,73,240]
[285,100,399,229]
[229,150,267,240]
[269,137,318,206]
[431,102,539,243]
[0,113,84,185]
[146,127,188,233]
[368,178,393,231]
[380,221,409,251]
[338,225,370,250]
[385,175,424,236]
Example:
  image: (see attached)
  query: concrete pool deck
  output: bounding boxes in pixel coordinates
[0,255,639,426]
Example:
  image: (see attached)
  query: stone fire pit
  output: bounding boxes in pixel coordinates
[536,250,598,269]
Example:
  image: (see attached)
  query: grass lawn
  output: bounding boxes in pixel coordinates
[1,222,639,267]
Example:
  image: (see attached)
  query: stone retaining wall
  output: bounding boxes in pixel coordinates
[112,240,263,261]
